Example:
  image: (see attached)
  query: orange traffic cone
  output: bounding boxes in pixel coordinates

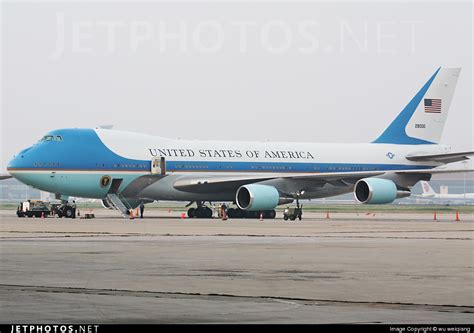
[41,212,45,219]
[181,213,185,219]
[455,210,460,222]
[433,211,437,221]
[129,209,134,220]
[326,211,330,219]
[260,213,263,221]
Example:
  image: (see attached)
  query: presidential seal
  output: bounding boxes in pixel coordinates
[100,175,111,187]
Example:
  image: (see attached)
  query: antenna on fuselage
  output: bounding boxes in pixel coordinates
[97,125,114,129]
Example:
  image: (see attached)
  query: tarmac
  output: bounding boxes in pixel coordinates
[1,208,473,324]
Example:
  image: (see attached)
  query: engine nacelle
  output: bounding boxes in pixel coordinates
[354,178,411,204]
[101,199,114,210]
[236,184,292,211]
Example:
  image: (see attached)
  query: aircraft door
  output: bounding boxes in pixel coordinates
[151,158,160,174]
[151,157,166,175]
[108,178,123,194]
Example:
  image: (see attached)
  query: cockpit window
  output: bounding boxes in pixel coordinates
[40,135,63,142]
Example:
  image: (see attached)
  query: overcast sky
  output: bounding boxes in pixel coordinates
[1,1,473,172]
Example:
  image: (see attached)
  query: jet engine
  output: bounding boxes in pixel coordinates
[354,178,411,204]
[236,184,293,211]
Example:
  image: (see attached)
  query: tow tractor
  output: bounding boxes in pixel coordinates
[16,200,76,218]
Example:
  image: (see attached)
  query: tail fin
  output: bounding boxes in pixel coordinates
[420,181,436,195]
[373,67,461,145]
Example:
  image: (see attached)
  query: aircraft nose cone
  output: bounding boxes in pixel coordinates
[7,155,22,178]
[7,155,20,170]
[9,153,23,167]
[7,147,34,175]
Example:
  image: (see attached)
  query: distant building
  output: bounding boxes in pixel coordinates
[0,178,42,202]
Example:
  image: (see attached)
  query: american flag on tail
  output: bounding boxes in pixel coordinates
[424,98,442,113]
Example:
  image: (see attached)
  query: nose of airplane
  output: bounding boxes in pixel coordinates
[7,147,33,173]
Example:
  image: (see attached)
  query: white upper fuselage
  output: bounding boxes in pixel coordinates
[98,129,447,170]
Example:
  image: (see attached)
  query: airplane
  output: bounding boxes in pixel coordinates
[418,181,474,203]
[5,67,474,218]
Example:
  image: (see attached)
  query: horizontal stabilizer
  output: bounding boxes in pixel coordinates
[406,151,474,164]
[0,174,12,180]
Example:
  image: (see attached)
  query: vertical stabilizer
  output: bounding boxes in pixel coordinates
[373,68,461,145]
[421,181,436,196]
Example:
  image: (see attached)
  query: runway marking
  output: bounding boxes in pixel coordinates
[1,284,472,314]
[1,231,472,241]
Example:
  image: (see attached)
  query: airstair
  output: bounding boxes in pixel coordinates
[106,193,130,217]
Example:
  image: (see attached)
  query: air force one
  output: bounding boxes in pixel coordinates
[6,67,474,218]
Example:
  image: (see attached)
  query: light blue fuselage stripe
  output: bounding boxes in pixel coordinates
[12,161,434,173]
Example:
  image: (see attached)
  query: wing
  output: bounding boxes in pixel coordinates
[0,174,12,180]
[406,151,474,164]
[172,171,385,194]
[171,168,474,194]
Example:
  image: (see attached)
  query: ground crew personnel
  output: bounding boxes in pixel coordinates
[221,203,227,220]
[139,202,145,218]
[71,200,77,219]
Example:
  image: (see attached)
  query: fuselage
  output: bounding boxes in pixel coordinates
[7,128,447,201]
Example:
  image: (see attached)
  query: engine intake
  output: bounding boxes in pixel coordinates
[354,178,410,204]
[236,184,293,211]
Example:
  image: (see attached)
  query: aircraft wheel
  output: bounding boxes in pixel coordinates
[234,209,243,218]
[194,208,203,218]
[227,208,235,218]
[265,210,276,219]
[187,208,195,218]
[205,207,213,218]
[64,207,74,218]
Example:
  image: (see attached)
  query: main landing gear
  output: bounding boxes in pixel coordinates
[185,201,277,219]
[187,206,213,218]
[186,202,213,218]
